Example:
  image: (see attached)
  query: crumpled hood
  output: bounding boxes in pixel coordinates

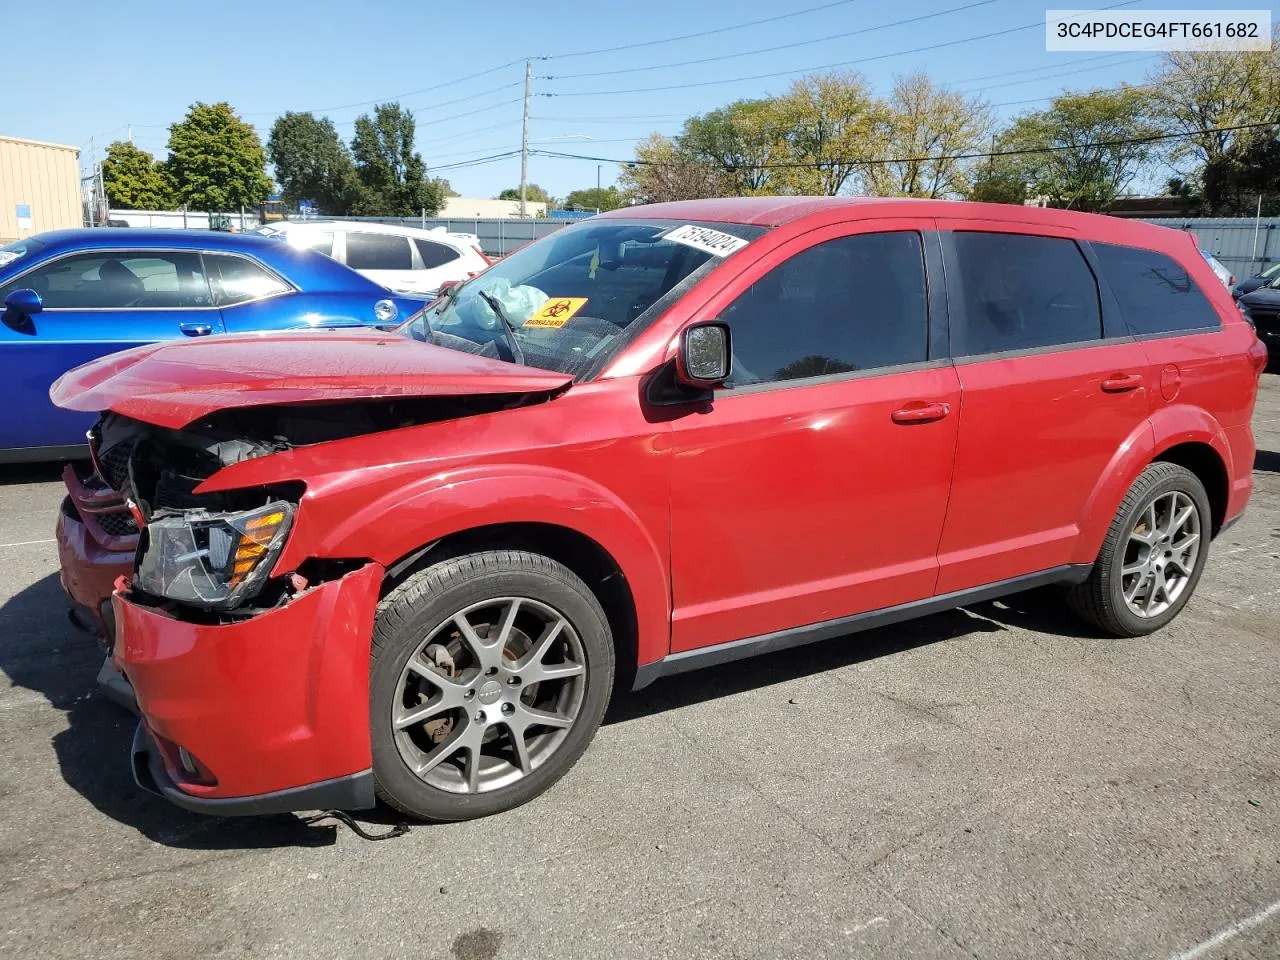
[50,329,572,430]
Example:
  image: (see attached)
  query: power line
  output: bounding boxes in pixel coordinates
[531,114,690,124]
[545,0,864,60]
[430,150,523,172]
[541,0,1140,98]
[530,121,1278,170]
[949,52,1143,88]
[333,97,524,130]
[542,0,1001,80]
[240,59,527,117]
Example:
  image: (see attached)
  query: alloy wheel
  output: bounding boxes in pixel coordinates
[392,597,587,795]
[1121,491,1202,618]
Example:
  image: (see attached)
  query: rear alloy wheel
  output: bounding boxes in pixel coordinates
[370,551,613,822]
[1068,462,1211,636]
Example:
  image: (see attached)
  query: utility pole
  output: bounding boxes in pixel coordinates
[87,137,96,227]
[520,58,532,218]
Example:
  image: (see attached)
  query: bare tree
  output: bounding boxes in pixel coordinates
[865,73,995,199]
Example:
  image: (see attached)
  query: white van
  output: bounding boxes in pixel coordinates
[254,220,491,296]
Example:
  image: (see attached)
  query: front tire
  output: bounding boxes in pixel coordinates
[370,550,614,822]
[1068,462,1211,636]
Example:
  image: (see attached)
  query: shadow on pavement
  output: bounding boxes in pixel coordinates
[0,573,338,850]
[1255,449,1280,474]
[609,585,1104,724]
[0,462,80,487]
[3,568,1101,845]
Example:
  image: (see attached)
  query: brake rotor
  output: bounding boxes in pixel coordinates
[417,617,542,746]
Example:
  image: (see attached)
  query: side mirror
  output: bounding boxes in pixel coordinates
[4,288,43,316]
[676,321,732,388]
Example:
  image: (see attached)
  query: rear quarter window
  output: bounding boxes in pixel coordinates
[950,232,1102,357]
[413,238,461,269]
[1091,242,1221,336]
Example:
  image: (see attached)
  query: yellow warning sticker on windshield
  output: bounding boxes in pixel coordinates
[524,297,588,329]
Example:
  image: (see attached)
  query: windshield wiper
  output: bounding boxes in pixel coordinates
[477,290,526,365]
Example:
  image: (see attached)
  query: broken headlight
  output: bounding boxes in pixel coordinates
[134,502,293,610]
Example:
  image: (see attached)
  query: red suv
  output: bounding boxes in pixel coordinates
[52,198,1267,822]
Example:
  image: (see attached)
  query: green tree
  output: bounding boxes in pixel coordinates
[1146,35,1280,168]
[680,99,789,194]
[267,112,359,214]
[350,103,442,216]
[563,186,624,211]
[498,184,551,203]
[984,87,1161,212]
[432,178,459,197]
[865,73,993,199]
[620,133,727,203]
[773,72,888,195]
[165,102,272,212]
[101,141,174,210]
[1202,131,1280,215]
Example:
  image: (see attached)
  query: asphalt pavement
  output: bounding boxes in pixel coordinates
[1,376,1277,960]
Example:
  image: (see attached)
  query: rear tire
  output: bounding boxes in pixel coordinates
[370,550,614,822]
[1068,462,1211,637]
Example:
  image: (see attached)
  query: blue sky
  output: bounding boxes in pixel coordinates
[8,0,1202,200]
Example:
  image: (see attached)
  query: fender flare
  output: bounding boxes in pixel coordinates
[318,464,671,667]
[1072,407,1231,564]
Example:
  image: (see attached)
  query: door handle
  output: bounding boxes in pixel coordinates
[179,322,213,337]
[1101,373,1143,393]
[891,401,951,425]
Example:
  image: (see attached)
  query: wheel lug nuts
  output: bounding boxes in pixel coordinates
[508,675,521,686]
[485,667,498,677]
[474,710,486,722]
[464,689,476,700]
[501,703,515,715]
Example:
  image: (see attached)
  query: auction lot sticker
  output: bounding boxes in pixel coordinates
[663,224,749,258]
[524,297,588,328]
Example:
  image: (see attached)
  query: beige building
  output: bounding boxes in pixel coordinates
[0,136,82,243]
[439,196,548,219]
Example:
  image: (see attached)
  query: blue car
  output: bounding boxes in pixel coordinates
[0,229,428,461]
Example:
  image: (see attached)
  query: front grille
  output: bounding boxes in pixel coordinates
[96,510,138,538]
[98,440,136,493]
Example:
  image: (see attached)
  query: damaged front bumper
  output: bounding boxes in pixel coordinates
[56,464,137,644]
[114,561,384,815]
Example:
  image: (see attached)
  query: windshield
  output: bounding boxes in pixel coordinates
[0,237,45,270]
[398,218,766,377]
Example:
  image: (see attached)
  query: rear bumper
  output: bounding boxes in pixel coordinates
[113,562,384,811]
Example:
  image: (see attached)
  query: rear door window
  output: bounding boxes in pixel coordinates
[1091,242,1221,335]
[346,233,413,270]
[950,232,1102,357]
[721,231,929,385]
[205,255,291,306]
[294,231,334,258]
[414,239,462,269]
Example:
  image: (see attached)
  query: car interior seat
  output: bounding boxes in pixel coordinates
[98,259,145,305]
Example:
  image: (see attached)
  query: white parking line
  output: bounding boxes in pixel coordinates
[0,538,55,548]
[1169,897,1280,960]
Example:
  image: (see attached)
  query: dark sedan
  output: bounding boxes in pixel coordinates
[1232,263,1280,299]
[1238,285,1280,365]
